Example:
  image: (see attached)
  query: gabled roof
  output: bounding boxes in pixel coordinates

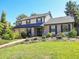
[45,16,75,25]
[18,11,52,21]
[14,23,44,28]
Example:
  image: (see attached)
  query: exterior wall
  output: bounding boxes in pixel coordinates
[16,21,22,26]
[57,24,61,34]
[63,23,73,34]
[50,25,56,34]
[45,23,74,35]
[42,17,45,22]
[19,28,26,33]
[30,17,45,24]
[31,28,35,36]
[56,23,73,35]
[43,25,49,35]
[14,28,19,33]
[14,23,74,36]
[70,23,73,30]
[17,14,51,25]
[45,15,51,23]
[30,18,36,23]
[22,20,26,25]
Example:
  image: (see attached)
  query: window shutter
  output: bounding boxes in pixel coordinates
[61,24,63,32]
[55,25,57,34]
[68,24,70,31]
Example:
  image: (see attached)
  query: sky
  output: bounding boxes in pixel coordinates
[0,0,79,25]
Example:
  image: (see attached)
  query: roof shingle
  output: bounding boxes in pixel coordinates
[45,16,74,24]
[18,12,51,21]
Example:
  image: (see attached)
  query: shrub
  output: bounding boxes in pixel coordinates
[41,35,47,41]
[46,32,52,38]
[13,32,21,39]
[21,32,27,38]
[41,38,46,41]
[68,29,77,38]
[2,29,14,40]
[2,33,10,40]
[42,35,46,39]
[60,32,66,37]
[2,33,13,40]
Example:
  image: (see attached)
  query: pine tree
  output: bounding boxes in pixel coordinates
[1,11,6,23]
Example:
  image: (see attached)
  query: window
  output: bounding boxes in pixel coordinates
[51,25,55,32]
[22,21,26,24]
[42,17,45,22]
[62,24,69,32]
[17,21,22,25]
[26,19,30,24]
[37,18,42,23]
[27,28,31,36]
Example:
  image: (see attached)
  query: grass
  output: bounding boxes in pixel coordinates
[0,41,79,59]
[0,39,17,45]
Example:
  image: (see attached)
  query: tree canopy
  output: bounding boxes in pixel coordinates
[65,1,79,24]
[65,1,78,17]
[0,11,14,40]
[1,11,6,23]
[16,14,28,20]
[65,1,79,35]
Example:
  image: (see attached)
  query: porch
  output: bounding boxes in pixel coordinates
[14,23,44,36]
[27,27,44,37]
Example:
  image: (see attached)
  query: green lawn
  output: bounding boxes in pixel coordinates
[0,41,79,59]
[0,39,16,45]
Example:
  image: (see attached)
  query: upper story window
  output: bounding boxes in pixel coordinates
[16,21,22,25]
[26,19,30,24]
[22,20,26,25]
[36,18,42,23]
[42,17,45,23]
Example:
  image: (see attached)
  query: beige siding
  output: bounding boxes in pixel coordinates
[42,17,45,22]
[43,25,49,35]
[45,15,51,23]
[14,29,19,33]
[22,21,26,25]
[70,23,73,30]
[63,23,73,34]
[31,28,34,36]
[30,18,36,23]
[57,24,61,34]
[19,28,26,33]
[51,25,56,34]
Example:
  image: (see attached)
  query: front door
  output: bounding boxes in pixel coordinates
[36,27,43,36]
[27,28,31,37]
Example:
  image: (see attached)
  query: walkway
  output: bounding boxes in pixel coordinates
[0,39,26,49]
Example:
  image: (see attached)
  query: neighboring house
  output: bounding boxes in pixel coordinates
[14,12,74,36]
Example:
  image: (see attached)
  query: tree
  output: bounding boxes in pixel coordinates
[0,11,14,40]
[1,11,6,23]
[0,22,4,36]
[65,1,79,35]
[65,1,79,27]
[2,28,14,40]
[65,1,78,17]
[16,14,28,20]
[31,13,37,16]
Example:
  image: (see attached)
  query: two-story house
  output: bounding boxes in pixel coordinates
[14,12,74,36]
